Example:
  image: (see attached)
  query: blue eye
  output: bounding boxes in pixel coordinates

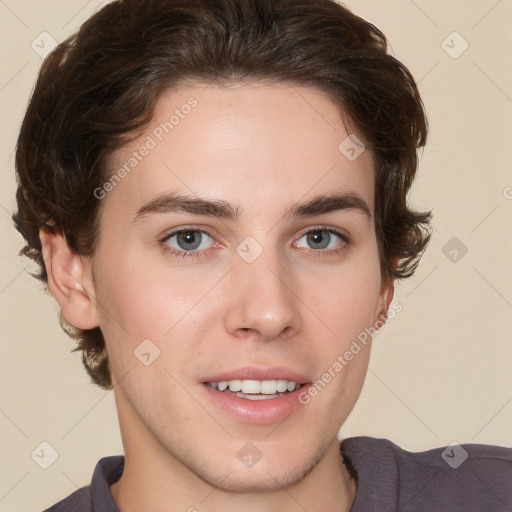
[296,228,347,251]
[159,226,349,259]
[161,229,214,259]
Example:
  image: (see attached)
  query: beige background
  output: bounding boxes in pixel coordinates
[1,0,511,510]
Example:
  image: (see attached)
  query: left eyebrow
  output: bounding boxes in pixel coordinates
[132,190,372,223]
[284,191,372,221]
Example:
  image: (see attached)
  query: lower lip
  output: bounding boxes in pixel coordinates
[201,383,311,425]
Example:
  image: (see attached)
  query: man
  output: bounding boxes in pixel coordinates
[12,0,512,510]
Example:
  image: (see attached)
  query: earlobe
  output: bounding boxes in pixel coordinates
[39,228,99,330]
[374,274,395,327]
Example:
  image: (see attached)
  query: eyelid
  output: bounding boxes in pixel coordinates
[159,224,350,258]
[295,224,350,243]
[159,226,220,249]
[159,228,217,260]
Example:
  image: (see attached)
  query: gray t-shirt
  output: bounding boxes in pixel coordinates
[43,436,512,511]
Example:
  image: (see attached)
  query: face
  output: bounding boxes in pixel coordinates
[87,82,391,492]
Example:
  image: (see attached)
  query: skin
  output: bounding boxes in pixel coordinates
[41,82,394,512]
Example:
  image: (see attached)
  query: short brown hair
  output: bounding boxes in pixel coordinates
[13,0,432,390]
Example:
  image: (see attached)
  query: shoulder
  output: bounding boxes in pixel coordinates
[42,455,124,512]
[42,486,91,512]
[340,436,512,512]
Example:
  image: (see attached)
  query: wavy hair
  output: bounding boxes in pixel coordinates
[13,0,432,389]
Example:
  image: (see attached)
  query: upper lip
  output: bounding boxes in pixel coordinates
[202,366,311,384]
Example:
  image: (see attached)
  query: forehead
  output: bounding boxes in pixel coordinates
[103,82,375,219]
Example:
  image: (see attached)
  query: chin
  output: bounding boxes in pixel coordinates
[203,465,308,493]
[192,444,324,493]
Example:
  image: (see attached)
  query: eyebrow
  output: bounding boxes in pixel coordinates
[132,190,372,223]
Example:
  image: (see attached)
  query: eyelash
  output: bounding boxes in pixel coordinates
[158,226,350,260]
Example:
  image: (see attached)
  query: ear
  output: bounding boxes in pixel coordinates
[373,271,396,329]
[39,228,99,330]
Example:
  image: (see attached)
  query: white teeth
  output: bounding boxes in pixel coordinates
[218,381,229,391]
[228,379,242,392]
[260,380,277,394]
[207,379,302,395]
[241,380,260,394]
[236,392,280,400]
[276,379,288,393]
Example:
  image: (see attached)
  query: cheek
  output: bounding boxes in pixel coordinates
[94,249,200,338]
[93,253,217,384]
[304,256,382,340]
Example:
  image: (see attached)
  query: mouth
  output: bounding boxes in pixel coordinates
[204,379,305,400]
[198,366,312,425]
[200,370,312,424]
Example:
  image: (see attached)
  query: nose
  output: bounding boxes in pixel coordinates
[224,245,303,343]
